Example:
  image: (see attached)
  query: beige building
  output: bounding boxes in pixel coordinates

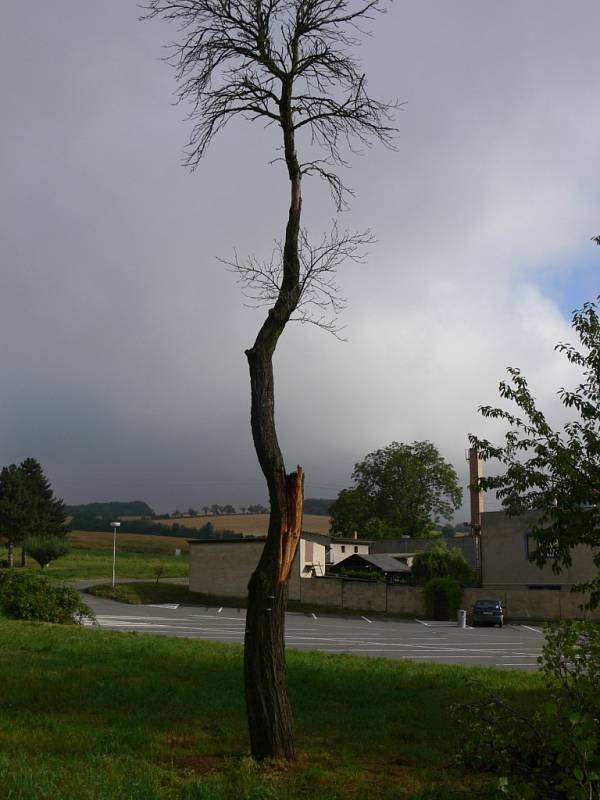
[327,535,371,565]
[481,510,599,591]
[188,532,328,601]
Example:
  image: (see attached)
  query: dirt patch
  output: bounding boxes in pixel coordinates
[175,753,225,775]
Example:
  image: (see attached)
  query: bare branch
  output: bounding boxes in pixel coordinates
[142,0,398,172]
[222,223,375,336]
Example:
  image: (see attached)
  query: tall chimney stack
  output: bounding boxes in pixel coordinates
[468,447,484,530]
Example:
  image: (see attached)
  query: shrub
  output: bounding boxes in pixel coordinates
[411,542,473,586]
[423,577,463,620]
[23,535,70,568]
[0,570,94,624]
[338,568,385,582]
[454,621,600,799]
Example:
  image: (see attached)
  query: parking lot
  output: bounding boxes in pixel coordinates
[84,594,545,670]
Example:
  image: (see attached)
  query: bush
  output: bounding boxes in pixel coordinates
[338,568,386,582]
[24,535,70,568]
[454,621,600,799]
[423,577,463,620]
[0,570,94,624]
[411,542,473,586]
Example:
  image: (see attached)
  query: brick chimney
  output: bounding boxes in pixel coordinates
[468,447,484,530]
[468,447,484,585]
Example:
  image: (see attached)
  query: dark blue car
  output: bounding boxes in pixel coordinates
[471,598,504,628]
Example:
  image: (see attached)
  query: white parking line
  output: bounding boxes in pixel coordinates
[147,604,180,610]
[311,613,318,620]
[361,616,372,624]
[415,619,430,626]
[521,625,543,634]
[218,607,223,614]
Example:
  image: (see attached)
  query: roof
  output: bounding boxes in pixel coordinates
[331,537,373,545]
[332,553,410,573]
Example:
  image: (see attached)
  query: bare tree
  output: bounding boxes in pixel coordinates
[143,0,397,761]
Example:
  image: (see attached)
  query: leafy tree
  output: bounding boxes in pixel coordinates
[20,458,68,540]
[411,541,473,586]
[330,441,462,538]
[65,500,154,519]
[0,459,68,568]
[222,504,236,514]
[210,504,222,516]
[304,498,335,515]
[470,294,600,608]
[0,465,30,567]
[23,536,70,569]
[144,0,396,761]
[187,508,198,517]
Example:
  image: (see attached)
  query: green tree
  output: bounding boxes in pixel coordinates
[0,459,68,567]
[0,465,30,567]
[470,293,600,608]
[23,536,70,569]
[330,441,462,538]
[411,541,473,585]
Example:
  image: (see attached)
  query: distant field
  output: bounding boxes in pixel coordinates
[69,530,190,554]
[154,513,331,536]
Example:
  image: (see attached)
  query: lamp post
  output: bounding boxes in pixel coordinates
[110,521,121,587]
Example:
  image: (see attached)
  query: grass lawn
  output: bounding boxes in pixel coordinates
[0,618,544,800]
[89,581,200,605]
[43,547,189,582]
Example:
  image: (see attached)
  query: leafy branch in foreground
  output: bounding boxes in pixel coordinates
[470,289,600,608]
[454,621,600,800]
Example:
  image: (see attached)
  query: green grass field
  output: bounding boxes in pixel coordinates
[0,617,544,800]
[18,531,191,583]
[42,547,189,582]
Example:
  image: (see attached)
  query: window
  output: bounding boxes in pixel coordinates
[524,533,537,559]
[354,546,358,553]
[341,545,346,553]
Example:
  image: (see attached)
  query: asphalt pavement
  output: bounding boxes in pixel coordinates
[83,593,545,670]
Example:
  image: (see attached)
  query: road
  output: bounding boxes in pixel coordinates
[83,594,545,670]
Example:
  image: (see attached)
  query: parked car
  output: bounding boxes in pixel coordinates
[471,598,504,627]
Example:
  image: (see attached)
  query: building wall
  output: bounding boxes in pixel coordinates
[481,511,598,589]
[328,541,369,565]
[189,557,600,621]
[188,536,325,601]
[300,538,327,576]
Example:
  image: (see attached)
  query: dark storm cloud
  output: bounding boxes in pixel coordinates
[1,1,599,515]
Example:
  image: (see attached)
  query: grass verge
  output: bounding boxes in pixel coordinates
[43,547,189,582]
[88,581,199,605]
[0,617,544,799]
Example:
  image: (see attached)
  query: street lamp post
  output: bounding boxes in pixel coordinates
[110,521,121,587]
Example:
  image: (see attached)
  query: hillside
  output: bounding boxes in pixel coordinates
[156,513,331,537]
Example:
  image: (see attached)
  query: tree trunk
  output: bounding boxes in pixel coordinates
[244,467,304,760]
[7,540,14,568]
[243,81,304,761]
[21,547,27,568]
[243,330,304,760]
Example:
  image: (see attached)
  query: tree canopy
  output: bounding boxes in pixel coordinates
[0,459,68,567]
[411,541,473,586]
[470,294,600,608]
[330,441,462,538]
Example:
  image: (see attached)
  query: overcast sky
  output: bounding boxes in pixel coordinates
[1,1,599,518]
